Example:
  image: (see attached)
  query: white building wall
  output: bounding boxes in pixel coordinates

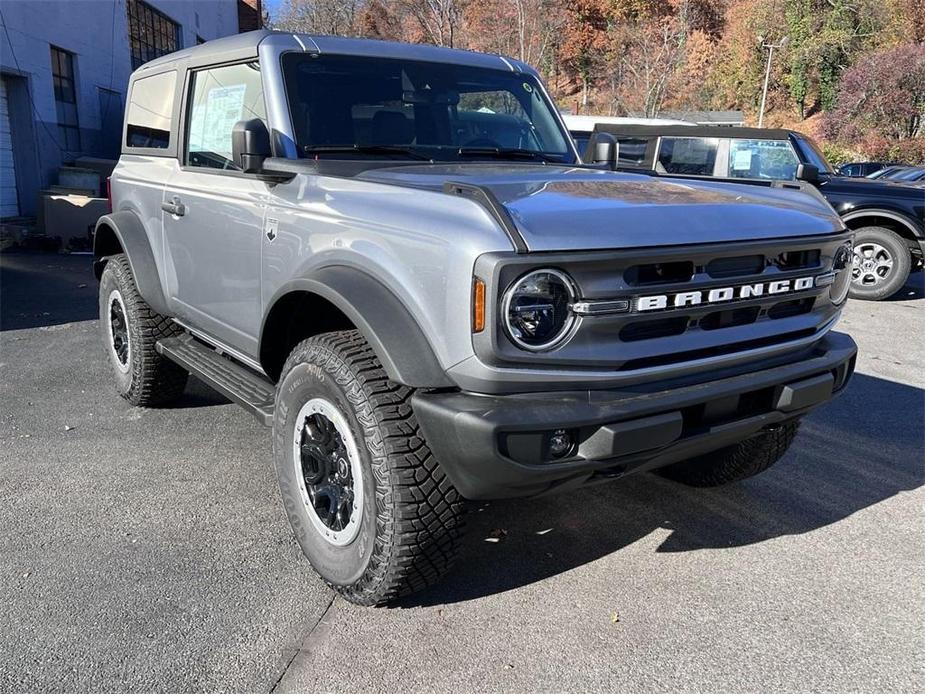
[0,0,243,216]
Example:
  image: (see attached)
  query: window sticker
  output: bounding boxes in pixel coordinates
[732,149,753,170]
[188,83,247,154]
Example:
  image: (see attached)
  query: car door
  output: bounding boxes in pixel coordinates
[162,60,269,358]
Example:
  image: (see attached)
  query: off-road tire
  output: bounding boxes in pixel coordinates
[272,330,465,606]
[98,254,188,405]
[655,421,800,487]
[848,226,911,301]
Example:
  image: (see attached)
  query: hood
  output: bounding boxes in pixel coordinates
[823,174,925,198]
[358,164,843,252]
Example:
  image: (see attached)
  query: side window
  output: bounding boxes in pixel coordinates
[125,71,177,149]
[616,137,650,167]
[185,62,266,170]
[657,137,719,176]
[728,139,800,180]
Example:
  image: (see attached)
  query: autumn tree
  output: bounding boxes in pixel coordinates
[356,0,404,39]
[822,42,925,161]
[273,0,365,35]
[398,0,464,47]
[464,0,564,70]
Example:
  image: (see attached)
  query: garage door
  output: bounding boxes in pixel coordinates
[0,76,19,218]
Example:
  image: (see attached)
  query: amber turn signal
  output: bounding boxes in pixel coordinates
[472,278,486,333]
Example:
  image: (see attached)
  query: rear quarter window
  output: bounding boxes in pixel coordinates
[125,70,177,150]
[616,137,650,167]
[657,137,718,175]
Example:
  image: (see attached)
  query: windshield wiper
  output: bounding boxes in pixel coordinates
[302,145,431,161]
[456,147,561,163]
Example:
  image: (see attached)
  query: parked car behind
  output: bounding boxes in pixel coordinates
[838,161,899,177]
[562,114,694,159]
[867,165,911,180]
[880,166,925,183]
[585,123,925,301]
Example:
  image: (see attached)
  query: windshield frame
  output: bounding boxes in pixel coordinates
[791,134,835,175]
[278,51,579,165]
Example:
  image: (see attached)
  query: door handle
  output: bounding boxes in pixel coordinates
[161,196,186,217]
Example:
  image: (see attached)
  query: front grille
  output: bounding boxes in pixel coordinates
[706,254,765,279]
[699,306,761,331]
[620,316,688,342]
[481,231,851,373]
[624,261,693,286]
[777,249,821,271]
[768,298,814,320]
[618,328,817,371]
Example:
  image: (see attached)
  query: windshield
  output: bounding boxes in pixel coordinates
[281,54,574,163]
[792,134,835,174]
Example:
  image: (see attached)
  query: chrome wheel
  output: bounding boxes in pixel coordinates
[852,242,894,287]
[292,398,364,547]
[106,289,131,374]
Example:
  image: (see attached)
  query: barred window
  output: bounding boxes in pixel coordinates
[127,0,182,70]
[50,46,80,152]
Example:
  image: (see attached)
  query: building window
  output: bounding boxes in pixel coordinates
[50,46,80,152]
[127,0,182,70]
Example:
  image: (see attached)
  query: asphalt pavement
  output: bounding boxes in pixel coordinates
[1,252,922,693]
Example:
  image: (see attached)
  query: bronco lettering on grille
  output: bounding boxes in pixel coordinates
[636,276,816,312]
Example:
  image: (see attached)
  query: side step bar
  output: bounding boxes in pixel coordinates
[156,334,275,426]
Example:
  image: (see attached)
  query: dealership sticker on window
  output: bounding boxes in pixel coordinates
[732,149,753,170]
[188,84,247,154]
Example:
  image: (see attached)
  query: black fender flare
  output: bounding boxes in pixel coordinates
[93,211,169,316]
[840,208,924,239]
[261,266,453,388]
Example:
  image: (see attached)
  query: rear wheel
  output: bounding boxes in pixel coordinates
[98,254,188,405]
[655,422,800,487]
[849,226,911,301]
[272,330,465,606]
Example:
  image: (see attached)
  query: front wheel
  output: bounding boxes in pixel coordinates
[849,227,911,301]
[272,330,465,606]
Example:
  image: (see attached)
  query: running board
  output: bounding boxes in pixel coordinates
[156,334,275,426]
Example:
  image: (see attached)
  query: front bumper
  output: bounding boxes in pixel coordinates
[413,332,857,499]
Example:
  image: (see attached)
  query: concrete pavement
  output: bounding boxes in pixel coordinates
[1,253,922,693]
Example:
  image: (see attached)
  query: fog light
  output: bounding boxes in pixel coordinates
[548,429,574,459]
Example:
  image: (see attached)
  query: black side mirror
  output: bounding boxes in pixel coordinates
[589,132,619,170]
[232,119,271,174]
[796,163,820,184]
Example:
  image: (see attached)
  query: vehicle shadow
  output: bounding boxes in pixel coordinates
[400,371,924,607]
[1,252,97,330]
[884,268,924,301]
[173,376,233,408]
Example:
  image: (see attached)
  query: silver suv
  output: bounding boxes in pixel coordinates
[95,31,857,605]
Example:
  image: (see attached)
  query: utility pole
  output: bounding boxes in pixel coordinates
[758,36,789,128]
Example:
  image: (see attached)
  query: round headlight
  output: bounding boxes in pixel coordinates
[830,242,853,305]
[502,269,577,351]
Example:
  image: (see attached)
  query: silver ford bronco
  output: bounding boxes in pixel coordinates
[95,30,857,605]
